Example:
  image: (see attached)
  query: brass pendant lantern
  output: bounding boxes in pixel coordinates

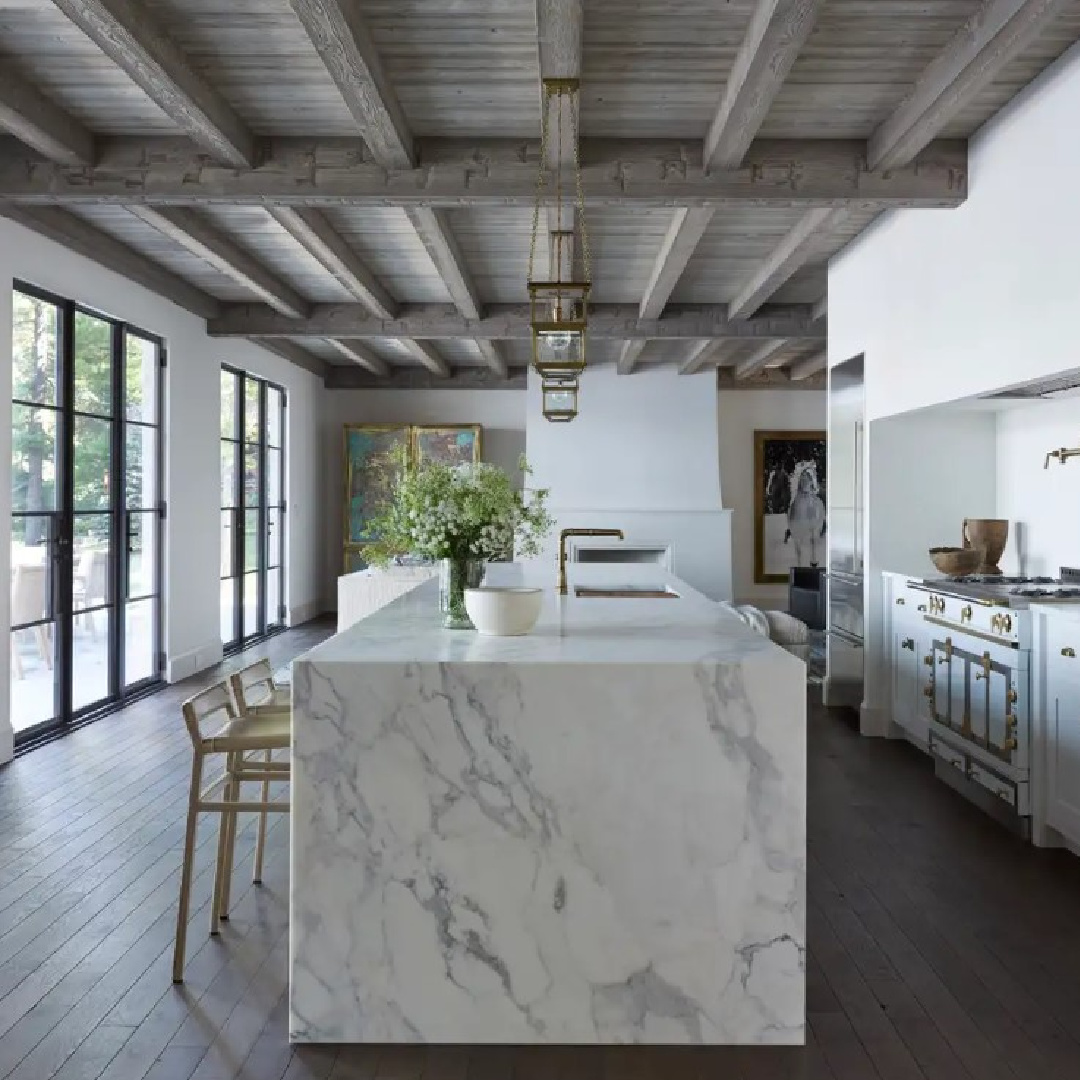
[541,377,579,422]
[528,79,591,421]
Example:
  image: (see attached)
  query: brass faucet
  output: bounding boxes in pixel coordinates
[1045,446,1080,468]
[557,528,625,595]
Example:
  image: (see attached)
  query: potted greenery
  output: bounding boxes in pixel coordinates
[364,453,553,628]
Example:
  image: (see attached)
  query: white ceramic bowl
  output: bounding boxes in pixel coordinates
[464,586,544,636]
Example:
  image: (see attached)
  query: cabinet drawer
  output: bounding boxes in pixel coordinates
[1046,618,1080,689]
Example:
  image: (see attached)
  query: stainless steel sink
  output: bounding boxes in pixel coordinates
[574,585,681,599]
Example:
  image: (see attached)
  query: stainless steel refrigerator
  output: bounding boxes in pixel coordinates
[826,354,865,710]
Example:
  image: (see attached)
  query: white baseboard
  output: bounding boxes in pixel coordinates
[167,640,224,683]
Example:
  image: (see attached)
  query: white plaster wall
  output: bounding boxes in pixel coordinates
[525,366,733,600]
[0,217,324,758]
[828,38,1080,420]
[717,389,826,607]
[996,397,1080,577]
[318,387,527,604]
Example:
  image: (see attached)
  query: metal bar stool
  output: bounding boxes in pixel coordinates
[173,679,290,983]
[227,660,291,892]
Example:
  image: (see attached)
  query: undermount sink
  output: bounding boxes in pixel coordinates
[574,585,681,599]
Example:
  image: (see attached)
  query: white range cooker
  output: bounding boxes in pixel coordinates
[908,572,1080,837]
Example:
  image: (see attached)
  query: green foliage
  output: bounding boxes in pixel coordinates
[363,449,553,565]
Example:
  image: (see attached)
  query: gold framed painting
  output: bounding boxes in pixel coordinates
[754,429,827,584]
[412,424,482,467]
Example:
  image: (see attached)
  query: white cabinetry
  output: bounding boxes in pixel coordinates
[883,572,931,750]
[1032,607,1080,850]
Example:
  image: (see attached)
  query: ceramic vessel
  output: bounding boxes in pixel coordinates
[464,586,544,636]
[963,518,1009,574]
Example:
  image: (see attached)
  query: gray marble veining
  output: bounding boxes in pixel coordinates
[289,566,806,1044]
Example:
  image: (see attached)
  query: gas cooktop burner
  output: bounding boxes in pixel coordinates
[1011,586,1080,598]
[950,574,1058,584]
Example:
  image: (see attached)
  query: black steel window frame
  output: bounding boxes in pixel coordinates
[12,280,166,748]
[220,364,286,653]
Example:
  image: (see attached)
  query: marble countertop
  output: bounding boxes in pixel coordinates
[303,563,794,667]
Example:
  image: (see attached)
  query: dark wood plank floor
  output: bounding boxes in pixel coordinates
[2,622,1080,1080]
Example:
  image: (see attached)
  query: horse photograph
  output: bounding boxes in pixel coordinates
[754,430,827,583]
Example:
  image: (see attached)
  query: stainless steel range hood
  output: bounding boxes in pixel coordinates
[984,367,1080,401]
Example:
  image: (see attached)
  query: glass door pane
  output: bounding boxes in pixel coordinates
[220,368,242,649]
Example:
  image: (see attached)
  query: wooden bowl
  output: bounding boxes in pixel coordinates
[929,547,982,576]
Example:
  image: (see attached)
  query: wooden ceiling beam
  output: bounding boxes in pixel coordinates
[735,339,791,378]
[719,368,818,390]
[288,0,413,168]
[128,206,310,318]
[269,207,397,319]
[679,340,721,376]
[399,339,452,378]
[869,0,1070,171]
[729,207,850,319]
[326,365,527,391]
[617,340,647,375]
[789,349,828,380]
[0,137,968,209]
[0,65,94,165]
[810,294,827,322]
[257,339,330,380]
[406,207,484,320]
[0,203,221,319]
[208,302,826,342]
[475,341,509,379]
[51,0,255,167]
[705,0,824,169]
[638,208,714,320]
[325,338,391,377]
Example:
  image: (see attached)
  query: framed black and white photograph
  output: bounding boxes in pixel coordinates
[754,430,827,584]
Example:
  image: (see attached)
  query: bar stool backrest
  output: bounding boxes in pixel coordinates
[181,681,237,750]
[229,660,277,714]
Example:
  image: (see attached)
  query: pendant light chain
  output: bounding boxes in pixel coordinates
[526,83,553,285]
[571,88,590,286]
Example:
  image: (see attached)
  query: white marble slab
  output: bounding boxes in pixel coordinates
[290,565,806,1045]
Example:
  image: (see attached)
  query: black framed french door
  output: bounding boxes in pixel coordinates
[10,283,165,746]
[220,367,286,652]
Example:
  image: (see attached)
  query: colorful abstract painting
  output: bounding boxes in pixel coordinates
[343,425,410,546]
[413,425,482,467]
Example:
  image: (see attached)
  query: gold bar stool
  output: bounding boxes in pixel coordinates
[173,679,290,983]
[228,660,291,891]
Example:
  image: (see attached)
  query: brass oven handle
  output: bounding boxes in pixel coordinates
[991,613,1002,633]
[1007,688,1018,704]
[923,685,934,698]
[902,638,915,651]
[1063,647,1077,658]
[924,655,934,667]
[918,604,928,613]
[1002,614,1012,633]
[1003,736,1018,751]
[960,605,973,624]
[975,671,986,681]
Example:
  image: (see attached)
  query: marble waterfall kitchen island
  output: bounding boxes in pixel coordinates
[290,567,806,1045]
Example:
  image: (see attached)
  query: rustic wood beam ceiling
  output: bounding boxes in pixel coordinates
[324,338,391,378]
[51,0,256,168]
[616,341,646,376]
[397,341,452,378]
[735,339,792,379]
[730,206,851,319]
[0,203,221,319]
[258,339,330,380]
[719,368,819,390]
[810,295,828,323]
[679,340,723,376]
[326,365,528,391]
[268,207,397,318]
[869,0,1072,171]
[789,349,828,381]
[0,64,94,166]
[704,0,824,170]
[207,303,825,342]
[0,137,968,210]
[128,206,310,318]
[288,0,413,168]
[637,208,714,322]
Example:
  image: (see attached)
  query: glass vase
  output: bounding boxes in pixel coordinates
[439,556,484,629]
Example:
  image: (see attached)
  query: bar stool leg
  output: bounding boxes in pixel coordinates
[173,749,204,983]
[253,748,272,884]
[211,751,238,934]
[219,751,242,920]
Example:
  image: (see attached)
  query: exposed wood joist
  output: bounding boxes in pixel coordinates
[735,339,792,378]
[729,207,851,319]
[208,302,825,342]
[257,339,330,380]
[679,341,721,376]
[326,365,527,391]
[0,64,94,166]
[810,295,827,322]
[398,340,452,378]
[789,349,828,381]
[0,203,221,319]
[719,367,820,390]
[406,207,484,320]
[269,207,397,318]
[325,338,390,378]
[0,137,967,209]
[638,208,714,321]
[869,0,1071,171]
[616,340,646,375]
[288,0,413,168]
[128,206,309,318]
[705,0,824,169]
[475,341,509,379]
[51,0,255,168]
